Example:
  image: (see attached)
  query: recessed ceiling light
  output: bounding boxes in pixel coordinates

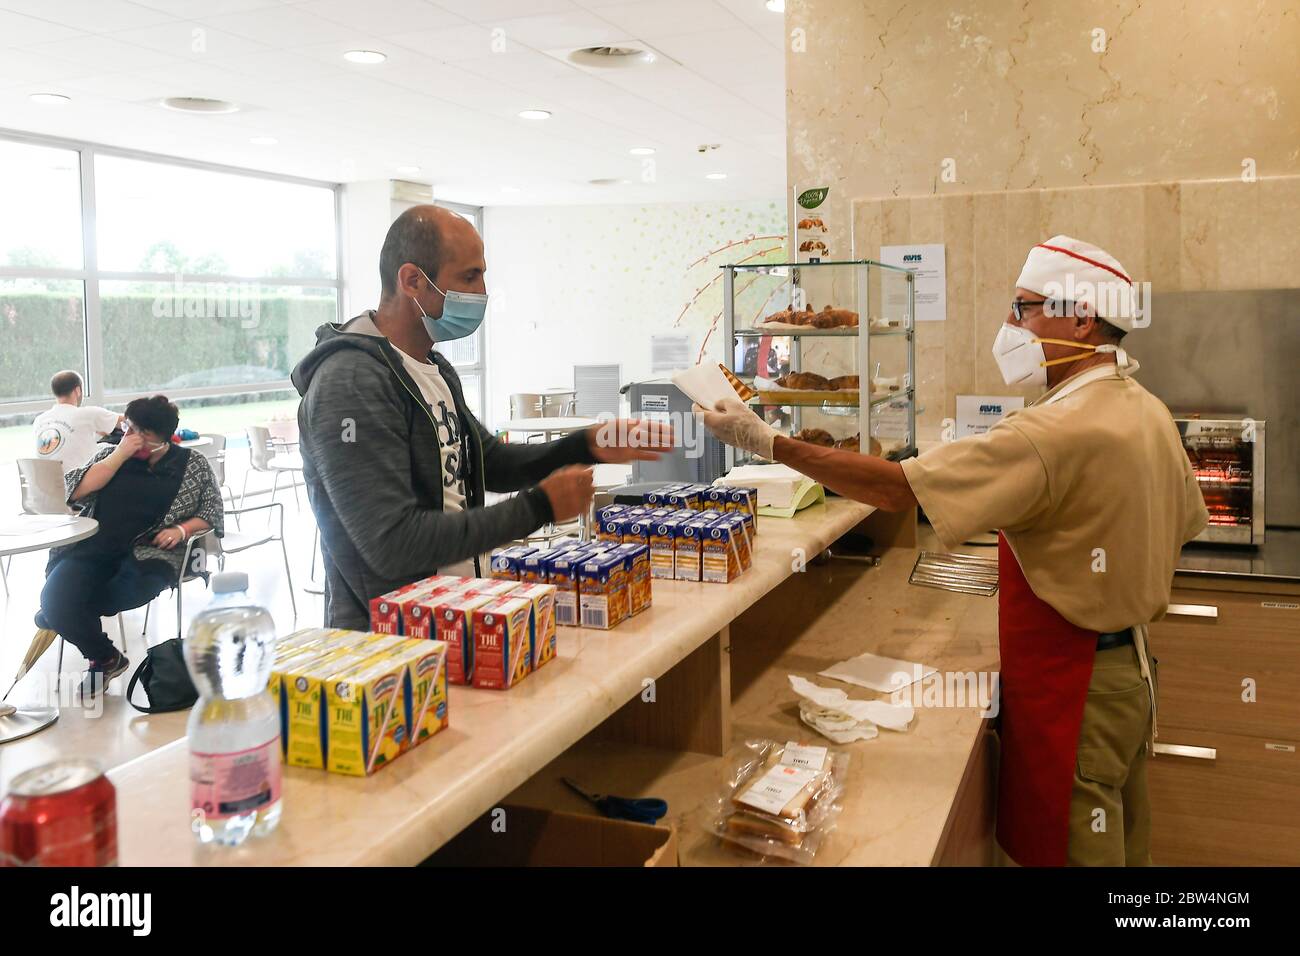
[343,50,386,64]
[250,136,277,146]
[765,0,785,12]
[161,96,239,113]
[629,146,655,156]
[518,109,551,120]
[30,92,71,105]
[396,165,421,175]
[706,172,728,180]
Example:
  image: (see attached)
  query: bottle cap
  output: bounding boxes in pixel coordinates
[212,571,249,594]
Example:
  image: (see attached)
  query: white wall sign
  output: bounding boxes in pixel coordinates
[956,395,1024,438]
[880,243,946,322]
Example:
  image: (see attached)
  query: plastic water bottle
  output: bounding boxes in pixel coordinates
[184,571,282,846]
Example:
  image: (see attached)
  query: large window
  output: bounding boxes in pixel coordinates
[0,132,340,419]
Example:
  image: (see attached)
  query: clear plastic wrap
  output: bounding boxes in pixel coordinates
[709,739,849,864]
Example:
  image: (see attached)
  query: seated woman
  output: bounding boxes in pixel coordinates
[35,394,224,697]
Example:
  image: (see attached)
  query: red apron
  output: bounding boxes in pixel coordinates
[996,533,1098,866]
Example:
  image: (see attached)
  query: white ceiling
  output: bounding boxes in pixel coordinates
[0,0,788,206]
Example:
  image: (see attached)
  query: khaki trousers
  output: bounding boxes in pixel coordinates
[1065,643,1154,866]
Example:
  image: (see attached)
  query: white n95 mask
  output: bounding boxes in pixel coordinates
[990,323,1131,387]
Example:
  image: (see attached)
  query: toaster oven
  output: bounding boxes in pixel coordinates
[1175,416,1266,546]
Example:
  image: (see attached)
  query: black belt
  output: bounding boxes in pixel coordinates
[1096,628,1134,650]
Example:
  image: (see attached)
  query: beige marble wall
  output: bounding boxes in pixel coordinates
[787,0,1300,430]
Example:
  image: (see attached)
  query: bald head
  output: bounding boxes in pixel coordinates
[379,204,482,298]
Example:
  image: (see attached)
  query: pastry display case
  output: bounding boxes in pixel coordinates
[1175,415,1266,545]
[722,259,917,469]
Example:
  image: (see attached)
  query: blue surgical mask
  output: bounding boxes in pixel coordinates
[411,267,488,343]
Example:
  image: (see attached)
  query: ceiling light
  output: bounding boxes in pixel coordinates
[518,109,551,120]
[250,136,277,145]
[161,96,239,113]
[396,165,421,175]
[629,146,655,156]
[706,172,728,180]
[765,0,785,12]
[29,92,70,105]
[343,50,386,64]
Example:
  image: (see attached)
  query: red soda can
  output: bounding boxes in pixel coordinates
[0,758,117,866]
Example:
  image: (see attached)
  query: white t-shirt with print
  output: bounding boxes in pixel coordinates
[32,403,120,472]
[349,314,477,576]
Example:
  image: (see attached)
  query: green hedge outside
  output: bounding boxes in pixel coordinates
[0,291,336,403]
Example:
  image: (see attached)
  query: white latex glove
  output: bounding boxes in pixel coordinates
[695,396,780,460]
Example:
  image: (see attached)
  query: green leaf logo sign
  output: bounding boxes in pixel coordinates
[797,187,829,210]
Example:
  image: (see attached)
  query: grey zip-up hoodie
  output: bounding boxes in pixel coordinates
[291,312,596,629]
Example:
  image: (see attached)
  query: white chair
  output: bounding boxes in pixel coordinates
[241,425,303,511]
[214,502,297,619]
[140,530,214,640]
[17,458,72,515]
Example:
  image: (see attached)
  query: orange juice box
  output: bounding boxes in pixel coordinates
[667,487,702,510]
[324,650,414,776]
[596,512,627,543]
[726,487,760,532]
[643,484,686,507]
[718,514,752,570]
[649,516,685,580]
[280,635,407,770]
[519,549,553,584]
[577,551,629,630]
[543,545,602,627]
[623,517,653,547]
[490,545,537,580]
[674,515,718,582]
[597,503,629,521]
[607,543,652,615]
[434,593,494,685]
[472,596,533,689]
[702,486,730,511]
[702,519,742,583]
[512,582,558,671]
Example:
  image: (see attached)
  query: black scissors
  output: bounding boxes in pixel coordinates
[561,777,668,825]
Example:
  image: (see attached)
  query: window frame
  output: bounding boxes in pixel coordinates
[0,126,343,415]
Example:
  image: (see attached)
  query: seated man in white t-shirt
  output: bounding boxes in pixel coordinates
[32,371,123,473]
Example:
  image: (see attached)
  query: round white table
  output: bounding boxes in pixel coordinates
[178,437,211,449]
[497,416,597,442]
[0,514,99,743]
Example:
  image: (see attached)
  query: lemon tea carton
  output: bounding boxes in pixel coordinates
[511,582,558,670]
[324,647,416,776]
[280,634,406,770]
[472,596,533,689]
[434,593,495,685]
[392,638,449,749]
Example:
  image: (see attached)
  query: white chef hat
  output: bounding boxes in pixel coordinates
[1015,235,1137,332]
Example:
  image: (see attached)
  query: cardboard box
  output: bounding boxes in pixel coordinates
[424,805,678,867]
[472,596,533,689]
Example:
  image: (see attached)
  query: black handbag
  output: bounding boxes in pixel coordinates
[126,638,198,713]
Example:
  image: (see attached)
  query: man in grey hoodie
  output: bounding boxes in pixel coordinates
[292,205,668,629]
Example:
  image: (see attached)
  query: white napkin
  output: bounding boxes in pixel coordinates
[789,675,915,743]
[716,462,807,508]
[818,651,936,693]
[671,364,737,410]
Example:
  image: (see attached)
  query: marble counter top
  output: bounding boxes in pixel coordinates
[107,498,874,866]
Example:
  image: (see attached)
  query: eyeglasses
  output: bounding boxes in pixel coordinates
[1011,298,1079,322]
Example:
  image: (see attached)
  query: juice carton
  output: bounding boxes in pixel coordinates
[667,487,703,510]
[597,503,629,521]
[649,516,686,580]
[702,485,731,512]
[727,486,760,531]
[596,512,626,543]
[434,593,494,685]
[490,545,537,581]
[472,596,533,689]
[392,639,449,748]
[544,545,602,627]
[674,515,718,582]
[607,543,652,616]
[721,513,753,570]
[511,582,558,671]
[577,551,629,630]
[369,580,431,634]
[643,484,686,507]
[702,520,742,583]
[459,578,520,599]
[399,576,467,634]
[623,517,653,546]
[324,650,414,776]
[519,549,553,584]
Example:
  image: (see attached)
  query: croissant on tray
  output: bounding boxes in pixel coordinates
[809,305,859,329]
[775,371,832,391]
[828,375,859,391]
[833,434,860,452]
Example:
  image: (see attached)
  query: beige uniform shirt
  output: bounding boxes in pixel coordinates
[901,366,1208,633]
